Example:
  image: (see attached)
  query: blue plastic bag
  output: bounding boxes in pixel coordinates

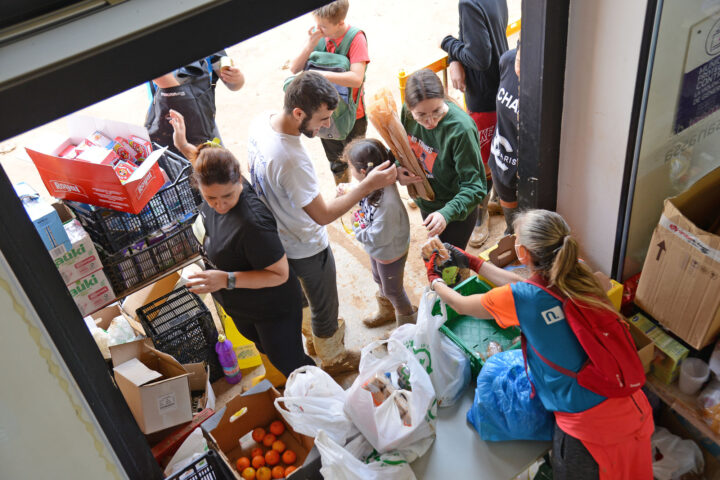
[467,350,554,441]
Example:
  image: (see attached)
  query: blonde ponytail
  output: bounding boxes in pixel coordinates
[515,210,616,313]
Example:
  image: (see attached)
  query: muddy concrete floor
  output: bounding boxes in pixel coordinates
[1,0,520,388]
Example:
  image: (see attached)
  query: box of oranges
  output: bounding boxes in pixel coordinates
[207,384,314,479]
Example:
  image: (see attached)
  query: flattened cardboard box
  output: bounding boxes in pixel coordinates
[110,339,192,434]
[636,166,720,350]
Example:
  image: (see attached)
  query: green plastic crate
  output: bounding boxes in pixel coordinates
[432,276,521,377]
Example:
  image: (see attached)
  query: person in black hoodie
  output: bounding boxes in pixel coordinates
[441,0,508,247]
[490,41,520,234]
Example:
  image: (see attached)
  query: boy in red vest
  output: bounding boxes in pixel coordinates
[289,0,370,185]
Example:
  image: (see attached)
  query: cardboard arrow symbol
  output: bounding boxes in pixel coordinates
[656,240,666,261]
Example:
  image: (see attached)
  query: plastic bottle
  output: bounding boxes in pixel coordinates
[215,334,241,384]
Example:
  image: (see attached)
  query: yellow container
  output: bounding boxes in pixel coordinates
[607,280,623,311]
[215,302,262,369]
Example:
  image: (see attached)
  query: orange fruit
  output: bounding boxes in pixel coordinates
[284,466,296,477]
[252,455,266,469]
[265,449,280,466]
[256,466,272,480]
[241,467,256,480]
[281,449,296,465]
[272,440,286,453]
[271,465,285,479]
[269,420,285,436]
[262,433,277,447]
[251,447,264,459]
[236,457,251,471]
[252,427,266,443]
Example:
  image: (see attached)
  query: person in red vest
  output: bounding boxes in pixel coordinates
[425,209,653,480]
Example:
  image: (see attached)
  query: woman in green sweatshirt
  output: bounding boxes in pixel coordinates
[399,68,487,249]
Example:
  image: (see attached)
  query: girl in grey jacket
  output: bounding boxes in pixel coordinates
[342,139,416,327]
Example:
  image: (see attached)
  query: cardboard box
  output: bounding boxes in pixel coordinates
[624,318,655,373]
[121,271,181,321]
[14,182,72,252]
[110,339,193,434]
[207,386,314,479]
[92,303,145,337]
[68,269,115,316]
[52,219,103,285]
[636,166,720,350]
[629,313,689,384]
[25,115,167,214]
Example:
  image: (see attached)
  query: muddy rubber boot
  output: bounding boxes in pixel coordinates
[362,292,396,328]
[395,307,418,328]
[313,318,361,377]
[301,306,316,356]
[469,208,490,248]
[251,353,287,388]
[333,167,350,185]
[502,206,519,235]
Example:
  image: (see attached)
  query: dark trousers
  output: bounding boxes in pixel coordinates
[321,116,368,176]
[420,208,479,250]
[551,426,599,480]
[370,253,412,314]
[288,247,339,338]
[230,309,315,378]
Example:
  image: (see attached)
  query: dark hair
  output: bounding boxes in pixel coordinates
[313,0,349,23]
[284,71,339,116]
[343,138,393,207]
[404,69,445,108]
[191,144,241,187]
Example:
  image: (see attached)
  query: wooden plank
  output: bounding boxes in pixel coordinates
[646,376,720,445]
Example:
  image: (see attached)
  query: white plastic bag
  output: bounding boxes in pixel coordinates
[651,427,704,480]
[163,427,208,477]
[344,338,437,459]
[274,366,358,445]
[390,289,470,407]
[315,430,417,480]
[107,315,137,346]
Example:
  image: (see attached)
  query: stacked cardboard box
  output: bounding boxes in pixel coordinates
[54,219,115,316]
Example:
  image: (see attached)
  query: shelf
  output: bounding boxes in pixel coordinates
[645,375,720,445]
[87,254,202,316]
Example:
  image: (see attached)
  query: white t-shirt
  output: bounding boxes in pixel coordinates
[247,112,328,259]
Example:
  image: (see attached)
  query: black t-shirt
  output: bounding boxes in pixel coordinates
[201,178,301,321]
[145,51,226,155]
[489,49,519,202]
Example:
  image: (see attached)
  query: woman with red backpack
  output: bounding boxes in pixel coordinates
[424,209,653,479]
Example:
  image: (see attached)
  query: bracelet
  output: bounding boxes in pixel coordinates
[431,278,446,291]
[226,271,236,290]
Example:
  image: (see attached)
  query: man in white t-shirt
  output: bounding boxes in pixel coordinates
[248,71,397,376]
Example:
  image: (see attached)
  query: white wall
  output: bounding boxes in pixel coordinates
[557,0,649,274]
[0,251,127,480]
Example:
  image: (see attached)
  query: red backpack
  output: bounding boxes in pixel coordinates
[521,275,645,398]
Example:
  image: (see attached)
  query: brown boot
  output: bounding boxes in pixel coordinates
[301,307,316,356]
[468,209,490,248]
[313,318,361,377]
[396,307,418,327]
[333,167,350,185]
[363,292,395,328]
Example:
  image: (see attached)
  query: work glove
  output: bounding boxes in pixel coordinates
[445,243,485,273]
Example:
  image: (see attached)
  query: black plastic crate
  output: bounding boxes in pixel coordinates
[137,286,223,382]
[164,450,234,480]
[66,147,202,254]
[103,222,200,297]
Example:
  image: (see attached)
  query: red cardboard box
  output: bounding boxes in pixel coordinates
[25,116,167,214]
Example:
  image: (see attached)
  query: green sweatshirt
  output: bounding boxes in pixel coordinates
[401,101,487,223]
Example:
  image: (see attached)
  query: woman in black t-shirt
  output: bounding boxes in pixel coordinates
[184,143,315,384]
